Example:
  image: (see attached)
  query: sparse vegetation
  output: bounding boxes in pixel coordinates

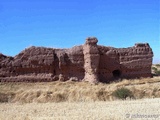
[152,66,158,71]
[155,64,160,67]
[152,64,160,76]
[155,70,160,75]
[112,87,133,100]
[0,77,160,103]
[0,76,160,119]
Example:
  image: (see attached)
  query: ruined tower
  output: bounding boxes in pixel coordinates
[83,37,100,83]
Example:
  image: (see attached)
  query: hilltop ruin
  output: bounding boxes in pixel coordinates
[0,37,153,83]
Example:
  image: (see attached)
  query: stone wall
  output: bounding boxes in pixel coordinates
[0,37,153,83]
[98,42,153,82]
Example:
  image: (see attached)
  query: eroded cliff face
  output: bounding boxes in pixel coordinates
[0,37,153,83]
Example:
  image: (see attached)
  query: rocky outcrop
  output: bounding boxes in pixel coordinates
[0,37,153,83]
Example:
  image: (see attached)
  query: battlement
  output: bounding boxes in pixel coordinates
[135,43,149,47]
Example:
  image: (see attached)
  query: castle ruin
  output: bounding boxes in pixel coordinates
[0,37,153,83]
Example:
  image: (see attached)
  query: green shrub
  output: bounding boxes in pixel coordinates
[112,88,133,100]
[155,64,160,67]
[155,70,160,75]
[152,67,158,71]
[152,66,160,75]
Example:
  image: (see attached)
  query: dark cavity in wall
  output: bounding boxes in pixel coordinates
[112,69,121,79]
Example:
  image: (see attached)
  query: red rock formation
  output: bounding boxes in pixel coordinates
[0,37,153,83]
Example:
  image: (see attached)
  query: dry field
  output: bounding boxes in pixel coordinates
[0,98,160,120]
[0,64,160,120]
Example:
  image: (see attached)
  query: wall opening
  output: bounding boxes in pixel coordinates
[112,69,121,78]
[53,70,56,75]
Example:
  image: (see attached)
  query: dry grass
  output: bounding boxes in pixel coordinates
[0,63,159,103]
[0,98,160,120]
[0,77,160,103]
[0,75,160,119]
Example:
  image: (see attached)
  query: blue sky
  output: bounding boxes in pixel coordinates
[0,0,159,63]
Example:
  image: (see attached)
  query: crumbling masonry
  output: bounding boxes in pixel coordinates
[0,37,153,83]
